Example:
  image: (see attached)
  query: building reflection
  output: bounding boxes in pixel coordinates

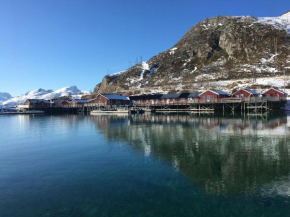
[89,113,290,196]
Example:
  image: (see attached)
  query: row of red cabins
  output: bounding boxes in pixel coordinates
[22,88,287,108]
[130,88,287,106]
[23,94,131,108]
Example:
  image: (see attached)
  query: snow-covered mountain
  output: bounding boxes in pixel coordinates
[0,86,89,107]
[0,92,12,102]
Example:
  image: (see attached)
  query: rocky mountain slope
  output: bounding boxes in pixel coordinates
[0,86,89,107]
[94,12,290,95]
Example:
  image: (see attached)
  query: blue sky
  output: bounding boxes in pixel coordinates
[0,0,289,96]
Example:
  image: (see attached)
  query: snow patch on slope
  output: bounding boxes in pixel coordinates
[258,11,290,33]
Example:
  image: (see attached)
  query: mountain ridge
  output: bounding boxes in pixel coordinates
[0,86,89,107]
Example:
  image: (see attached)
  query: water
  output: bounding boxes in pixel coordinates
[0,113,290,217]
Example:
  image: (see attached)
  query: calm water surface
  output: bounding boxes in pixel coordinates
[0,113,290,217]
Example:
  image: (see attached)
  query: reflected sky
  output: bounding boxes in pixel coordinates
[0,113,290,217]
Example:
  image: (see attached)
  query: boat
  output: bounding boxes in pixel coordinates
[90,108,129,115]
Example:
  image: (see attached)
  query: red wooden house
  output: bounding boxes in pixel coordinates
[88,94,130,106]
[129,94,162,106]
[233,89,259,98]
[53,99,71,107]
[199,90,230,102]
[23,99,51,108]
[262,88,287,99]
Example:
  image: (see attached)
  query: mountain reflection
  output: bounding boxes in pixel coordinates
[90,113,290,196]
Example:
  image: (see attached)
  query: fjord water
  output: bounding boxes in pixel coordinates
[0,114,290,217]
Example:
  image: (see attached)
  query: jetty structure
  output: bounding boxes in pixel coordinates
[12,88,288,115]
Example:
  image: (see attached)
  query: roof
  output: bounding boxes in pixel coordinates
[73,99,89,103]
[25,99,51,104]
[102,94,129,101]
[53,99,65,104]
[200,90,230,96]
[233,89,259,95]
[266,88,287,95]
[161,93,181,99]
[244,89,259,95]
[188,92,202,98]
[26,99,39,103]
[43,100,51,104]
[129,94,162,100]
[179,93,190,98]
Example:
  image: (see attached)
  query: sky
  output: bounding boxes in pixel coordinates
[0,0,289,96]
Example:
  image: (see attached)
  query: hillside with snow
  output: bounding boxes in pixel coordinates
[0,92,12,102]
[0,86,89,107]
[258,11,290,33]
[94,11,290,95]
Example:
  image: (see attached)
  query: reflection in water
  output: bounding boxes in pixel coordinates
[90,113,290,196]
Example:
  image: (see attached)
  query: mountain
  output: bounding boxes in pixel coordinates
[94,12,290,95]
[0,92,12,102]
[0,86,89,107]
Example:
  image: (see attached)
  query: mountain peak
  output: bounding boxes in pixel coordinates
[280,10,290,17]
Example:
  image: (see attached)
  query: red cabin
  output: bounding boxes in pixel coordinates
[262,88,287,99]
[199,90,230,102]
[88,94,130,106]
[23,99,51,108]
[233,89,259,98]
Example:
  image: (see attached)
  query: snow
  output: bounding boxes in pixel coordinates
[258,11,290,33]
[108,70,125,78]
[0,92,12,102]
[260,54,278,64]
[0,86,88,107]
[169,47,177,55]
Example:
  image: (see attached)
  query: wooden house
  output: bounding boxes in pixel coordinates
[129,94,162,106]
[23,99,51,108]
[71,99,89,107]
[233,89,259,98]
[262,88,287,99]
[187,92,202,103]
[160,93,181,105]
[88,94,130,106]
[199,90,230,102]
[53,99,70,107]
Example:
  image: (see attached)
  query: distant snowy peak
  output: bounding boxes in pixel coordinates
[0,86,88,107]
[25,88,53,97]
[0,92,12,101]
[258,11,290,33]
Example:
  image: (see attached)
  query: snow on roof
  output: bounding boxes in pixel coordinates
[102,94,129,101]
[265,88,287,95]
[208,90,230,95]
[244,89,259,95]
